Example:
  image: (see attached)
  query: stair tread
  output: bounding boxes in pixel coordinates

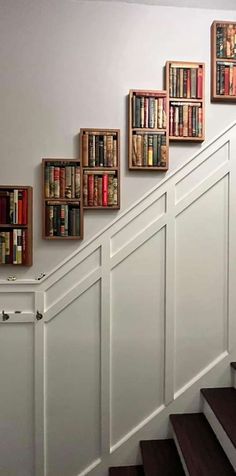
[109,466,144,476]
[201,387,236,447]
[140,438,185,476]
[230,362,236,370]
[170,413,235,475]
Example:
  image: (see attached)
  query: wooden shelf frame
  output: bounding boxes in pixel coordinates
[211,20,236,102]
[128,89,169,171]
[0,185,33,266]
[42,158,83,240]
[80,128,120,210]
[166,60,205,142]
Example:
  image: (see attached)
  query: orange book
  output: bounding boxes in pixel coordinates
[197,67,203,98]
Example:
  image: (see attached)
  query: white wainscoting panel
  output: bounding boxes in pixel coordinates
[0,292,34,312]
[0,324,34,476]
[45,247,101,312]
[175,175,229,393]
[110,229,165,447]
[175,142,229,203]
[111,194,166,256]
[45,281,101,476]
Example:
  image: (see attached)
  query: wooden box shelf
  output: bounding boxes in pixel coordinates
[211,21,236,102]
[80,128,120,210]
[0,185,33,265]
[166,61,205,142]
[128,89,169,170]
[42,159,83,240]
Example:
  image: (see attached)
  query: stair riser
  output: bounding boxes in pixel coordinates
[171,427,190,476]
[202,399,236,471]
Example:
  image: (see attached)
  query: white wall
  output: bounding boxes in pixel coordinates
[0,0,236,280]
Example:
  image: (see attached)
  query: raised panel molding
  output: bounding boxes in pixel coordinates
[1,123,236,476]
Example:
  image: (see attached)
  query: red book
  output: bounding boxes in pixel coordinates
[233,67,236,95]
[102,174,108,207]
[18,192,23,224]
[22,190,27,224]
[224,67,230,95]
[197,67,203,98]
[60,167,65,198]
[88,174,94,207]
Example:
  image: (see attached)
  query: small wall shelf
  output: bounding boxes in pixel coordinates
[0,185,33,265]
[42,158,83,240]
[128,89,169,170]
[80,128,120,210]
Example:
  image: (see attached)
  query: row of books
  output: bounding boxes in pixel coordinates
[0,230,26,264]
[132,133,167,167]
[44,164,80,199]
[83,171,118,207]
[169,64,203,99]
[216,62,236,95]
[216,23,236,59]
[82,132,118,168]
[0,189,28,224]
[132,94,167,129]
[170,103,203,138]
[46,203,80,237]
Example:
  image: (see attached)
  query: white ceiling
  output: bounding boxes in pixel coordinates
[89,0,236,10]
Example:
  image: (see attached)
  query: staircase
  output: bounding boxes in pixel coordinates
[109,363,236,476]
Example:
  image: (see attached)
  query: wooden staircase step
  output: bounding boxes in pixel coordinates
[170,413,235,475]
[201,387,236,447]
[109,466,144,476]
[140,439,185,476]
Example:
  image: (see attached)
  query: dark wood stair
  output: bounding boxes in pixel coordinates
[201,387,236,447]
[140,439,185,475]
[109,364,236,476]
[170,412,235,475]
[109,466,144,476]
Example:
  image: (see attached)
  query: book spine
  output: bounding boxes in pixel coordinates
[45,166,50,198]
[65,166,72,198]
[88,174,94,206]
[108,175,114,206]
[82,133,89,166]
[18,191,23,225]
[148,135,153,166]
[83,172,88,207]
[197,67,203,98]
[75,166,80,199]
[113,178,118,206]
[60,167,65,198]
[102,174,108,206]
[54,167,60,198]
